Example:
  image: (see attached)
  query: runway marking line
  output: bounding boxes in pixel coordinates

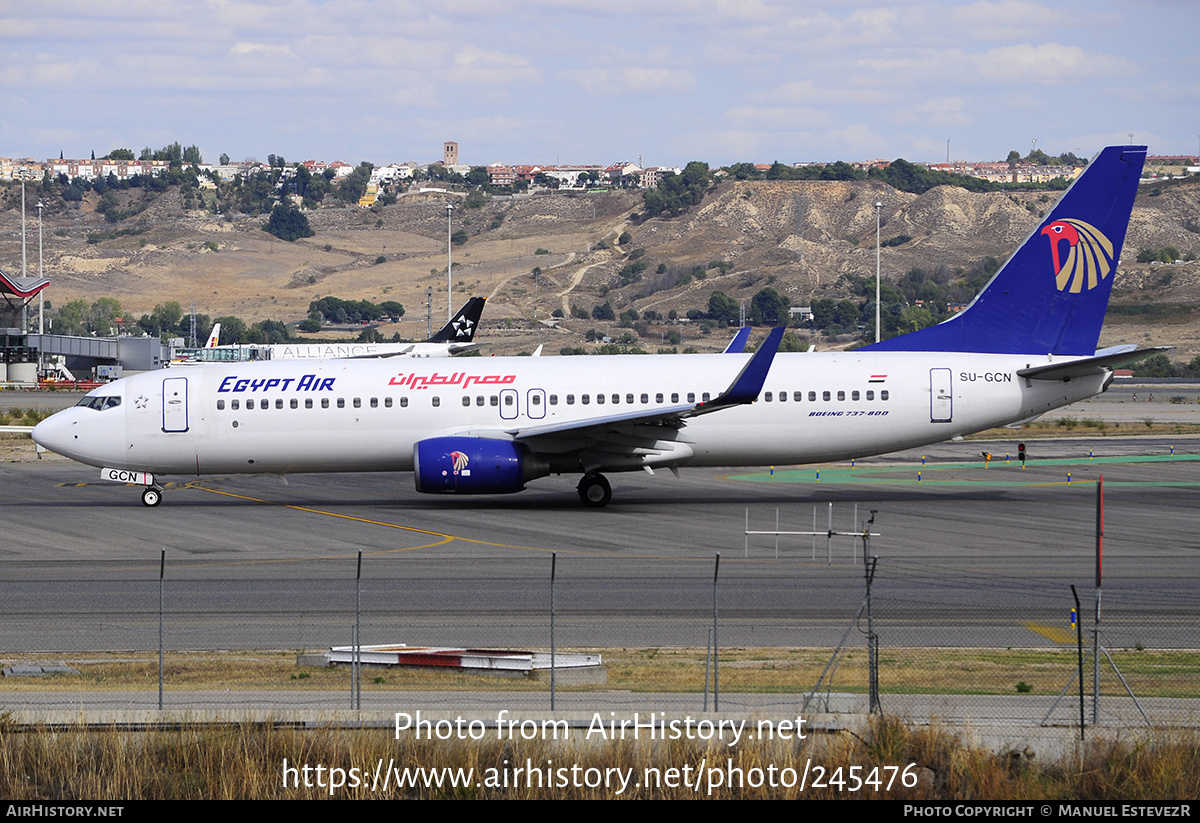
[729,452,1200,486]
[184,483,593,559]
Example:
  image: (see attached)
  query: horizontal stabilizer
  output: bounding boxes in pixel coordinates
[1016,345,1172,381]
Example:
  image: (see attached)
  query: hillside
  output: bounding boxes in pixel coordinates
[2,175,1198,356]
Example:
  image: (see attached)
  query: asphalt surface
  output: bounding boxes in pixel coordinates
[2,433,1198,653]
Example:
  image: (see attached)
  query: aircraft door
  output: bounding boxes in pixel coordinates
[162,376,189,432]
[499,388,519,420]
[527,388,546,419]
[930,368,953,423]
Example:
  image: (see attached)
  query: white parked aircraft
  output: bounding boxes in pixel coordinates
[177,298,487,364]
[35,146,1158,508]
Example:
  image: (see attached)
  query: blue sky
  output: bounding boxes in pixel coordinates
[2,0,1196,168]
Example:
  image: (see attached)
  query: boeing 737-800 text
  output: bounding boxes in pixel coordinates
[33,146,1157,507]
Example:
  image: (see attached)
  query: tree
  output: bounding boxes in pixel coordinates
[1006,150,1021,165]
[105,148,136,161]
[335,162,374,203]
[219,153,230,165]
[212,316,247,344]
[466,167,490,188]
[707,290,739,325]
[263,202,315,241]
[749,287,791,325]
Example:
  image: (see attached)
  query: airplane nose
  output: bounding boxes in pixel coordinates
[32,411,77,456]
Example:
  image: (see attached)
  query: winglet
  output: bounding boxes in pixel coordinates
[723,327,751,353]
[706,326,785,408]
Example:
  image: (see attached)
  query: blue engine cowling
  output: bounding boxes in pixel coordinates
[413,437,549,495]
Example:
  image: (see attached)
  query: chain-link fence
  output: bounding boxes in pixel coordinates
[1,545,1197,726]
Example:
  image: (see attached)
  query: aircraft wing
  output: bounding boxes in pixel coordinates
[1016,345,1172,381]
[340,345,416,359]
[445,328,785,459]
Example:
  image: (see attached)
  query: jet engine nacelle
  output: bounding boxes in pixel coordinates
[413,437,549,495]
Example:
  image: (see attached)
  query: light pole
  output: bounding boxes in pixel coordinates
[19,167,27,277]
[445,203,454,322]
[875,201,882,343]
[37,198,45,334]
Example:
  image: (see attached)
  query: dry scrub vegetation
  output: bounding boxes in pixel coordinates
[0,716,1197,799]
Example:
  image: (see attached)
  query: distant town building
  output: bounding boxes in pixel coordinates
[444,141,459,166]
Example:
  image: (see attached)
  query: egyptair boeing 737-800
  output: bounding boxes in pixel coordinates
[34,146,1159,508]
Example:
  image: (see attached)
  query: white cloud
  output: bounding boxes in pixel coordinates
[561,67,695,95]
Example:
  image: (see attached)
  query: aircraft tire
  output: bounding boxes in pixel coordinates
[577,474,612,508]
[141,487,162,507]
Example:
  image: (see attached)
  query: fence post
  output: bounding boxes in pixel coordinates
[355,551,362,711]
[712,553,720,712]
[158,548,165,711]
[550,551,556,711]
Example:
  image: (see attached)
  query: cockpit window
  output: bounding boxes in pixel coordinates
[76,396,122,411]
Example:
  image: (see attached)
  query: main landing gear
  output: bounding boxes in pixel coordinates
[141,485,164,507]
[577,473,612,508]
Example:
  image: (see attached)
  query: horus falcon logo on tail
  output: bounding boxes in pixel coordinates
[1042,218,1114,293]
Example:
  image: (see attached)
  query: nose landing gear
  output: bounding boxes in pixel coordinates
[141,486,164,507]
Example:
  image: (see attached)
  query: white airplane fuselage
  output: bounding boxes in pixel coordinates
[35,350,1102,477]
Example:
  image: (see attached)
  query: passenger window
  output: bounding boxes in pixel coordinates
[656,393,663,403]
[866,390,874,400]
[809,391,816,402]
[353,398,361,409]
[778,391,786,403]
[231,399,239,410]
[532,395,542,406]
[641,393,649,404]
[612,394,620,404]
[823,391,831,401]
[400,397,408,408]
[490,395,498,406]
[764,392,773,402]
[671,393,679,403]
[307,398,314,409]
[582,394,590,405]
[851,391,859,401]
[384,397,392,408]
[596,393,605,405]
[321,398,330,409]
[567,394,575,405]
[246,399,255,410]
[217,399,225,410]
[432,396,440,407]
[337,398,345,409]
[687,393,695,403]
[794,391,802,402]
[837,391,845,401]
[504,394,513,406]
[370,397,378,408]
[627,394,635,404]
[462,396,471,407]
[549,394,558,405]
[290,398,298,409]
[881,390,889,401]
[276,399,284,409]
[476,396,485,406]
[702,392,711,402]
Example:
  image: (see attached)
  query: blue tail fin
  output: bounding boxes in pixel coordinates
[864,145,1146,355]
